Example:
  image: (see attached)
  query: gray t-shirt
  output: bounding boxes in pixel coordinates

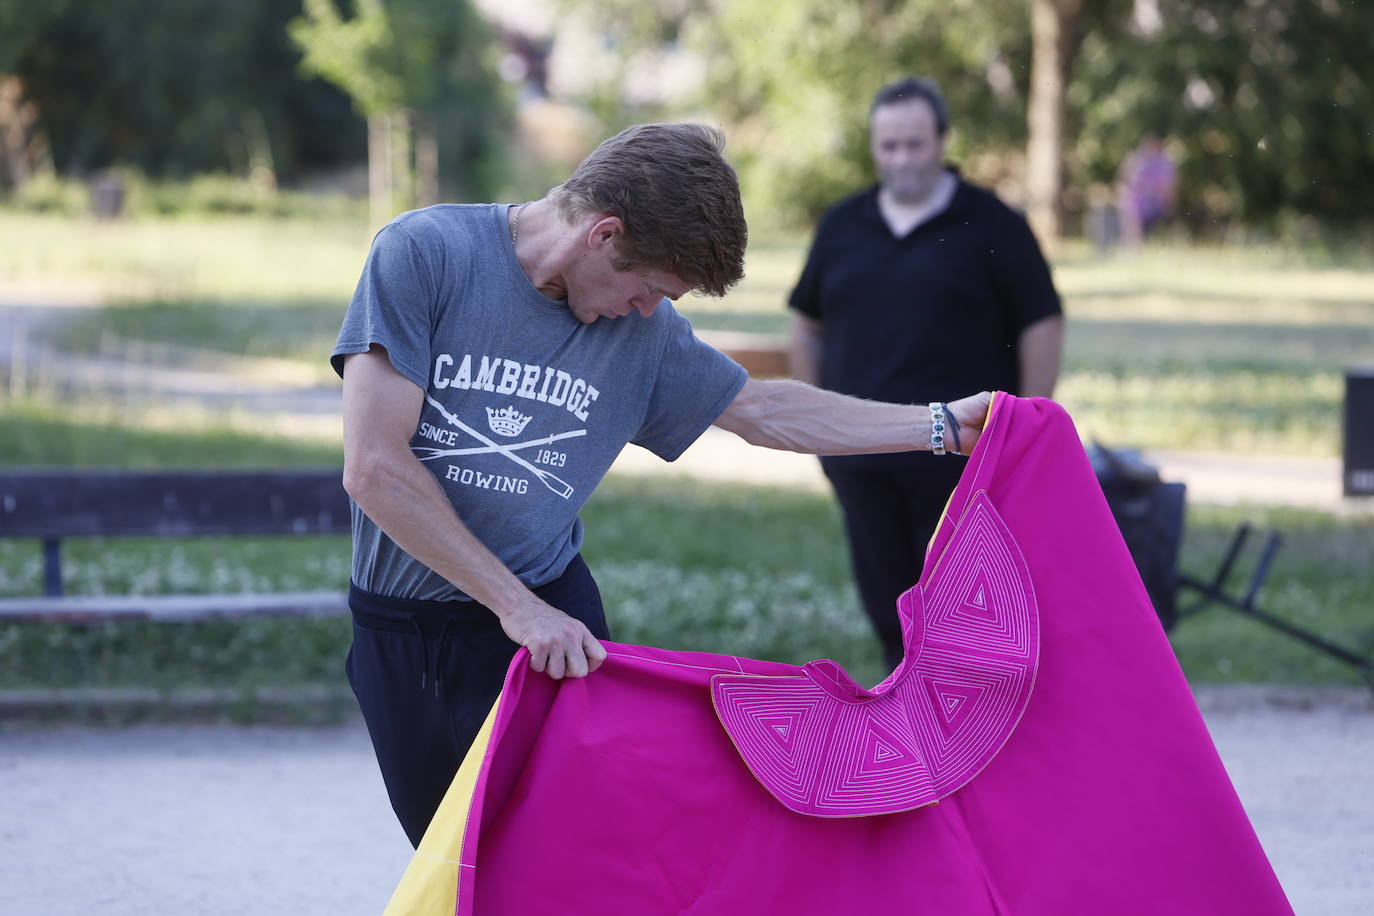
[331,204,747,601]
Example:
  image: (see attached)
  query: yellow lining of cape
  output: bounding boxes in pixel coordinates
[383,696,502,916]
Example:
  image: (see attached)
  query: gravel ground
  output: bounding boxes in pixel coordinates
[2,687,1370,916]
[0,719,411,916]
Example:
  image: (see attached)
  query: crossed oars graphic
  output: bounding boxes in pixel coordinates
[418,395,587,499]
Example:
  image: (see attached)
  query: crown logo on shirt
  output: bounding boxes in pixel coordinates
[486,405,533,437]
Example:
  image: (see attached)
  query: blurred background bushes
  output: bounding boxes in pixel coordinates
[2,0,1371,237]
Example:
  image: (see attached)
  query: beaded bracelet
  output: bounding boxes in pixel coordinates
[928,402,963,455]
[928,402,947,455]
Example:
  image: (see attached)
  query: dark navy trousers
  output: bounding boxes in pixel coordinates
[822,460,965,671]
[344,555,610,848]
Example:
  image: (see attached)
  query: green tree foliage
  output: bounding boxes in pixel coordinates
[0,0,365,182]
[697,0,1031,228]
[1,0,511,200]
[290,0,403,116]
[290,0,510,202]
[0,1,61,73]
[566,0,1372,234]
[563,0,1037,227]
[1073,0,1374,230]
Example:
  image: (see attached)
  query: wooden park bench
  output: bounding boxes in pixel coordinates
[0,469,351,624]
[696,330,789,379]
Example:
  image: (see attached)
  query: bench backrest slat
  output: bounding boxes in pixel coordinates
[0,470,351,538]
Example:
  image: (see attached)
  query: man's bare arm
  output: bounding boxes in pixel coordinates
[788,312,823,386]
[714,378,991,456]
[341,347,606,679]
[1018,315,1064,398]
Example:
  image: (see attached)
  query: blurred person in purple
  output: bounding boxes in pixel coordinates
[1117,132,1177,246]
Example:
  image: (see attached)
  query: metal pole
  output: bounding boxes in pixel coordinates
[42,537,62,596]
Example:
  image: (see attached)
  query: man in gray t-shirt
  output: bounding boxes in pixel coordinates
[333,202,744,603]
[334,122,992,847]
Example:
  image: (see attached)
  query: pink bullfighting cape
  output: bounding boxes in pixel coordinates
[385,394,1292,915]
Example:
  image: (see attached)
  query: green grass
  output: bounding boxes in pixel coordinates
[676,240,1374,457]
[0,537,355,690]
[0,395,341,468]
[6,210,1370,455]
[0,211,371,303]
[1169,505,1374,685]
[2,470,1370,693]
[2,213,1372,701]
[47,297,347,367]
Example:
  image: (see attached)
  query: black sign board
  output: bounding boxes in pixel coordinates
[1345,369,1374,497]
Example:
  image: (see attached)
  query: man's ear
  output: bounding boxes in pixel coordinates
[585,215,624,251]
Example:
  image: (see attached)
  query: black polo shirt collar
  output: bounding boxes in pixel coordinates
[858,165,968,241]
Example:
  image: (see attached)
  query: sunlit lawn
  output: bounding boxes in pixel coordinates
[0,211,372,303]
[684,240,1374,457]
[3,211,1371,455]
[0,395,342,467]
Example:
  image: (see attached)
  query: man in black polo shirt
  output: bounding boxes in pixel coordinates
[789,76,1064,669]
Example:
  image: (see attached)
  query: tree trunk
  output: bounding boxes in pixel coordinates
[244,109,277,191]
[0,76,51,191]
[413,111,439,208]
[390,109,414,213]
[368,112,394,228]
[1026,0,1084,246]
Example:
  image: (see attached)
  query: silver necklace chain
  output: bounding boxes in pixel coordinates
[510,202,526,245]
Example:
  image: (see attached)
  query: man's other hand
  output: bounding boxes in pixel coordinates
[948,391,993,455]
[500,599,608,679]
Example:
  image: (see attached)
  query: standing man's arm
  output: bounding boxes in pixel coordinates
[788,313,824,386]
[715,379,991,456]
[342,347,606,679]
[1018,315,1064,398]
[988,205,1064,399]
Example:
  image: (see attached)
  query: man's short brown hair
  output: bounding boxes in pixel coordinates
[871,77,949,135]
[550,123,747,297]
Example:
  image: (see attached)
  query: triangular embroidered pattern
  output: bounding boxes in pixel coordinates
[712,490,1038,816]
